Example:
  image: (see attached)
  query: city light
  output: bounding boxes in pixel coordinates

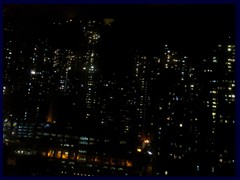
[3,5,235,176]
[144,139,150,144]
[147,151,152,155]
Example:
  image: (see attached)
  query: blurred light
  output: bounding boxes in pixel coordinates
[31,70,36,75]
[137,148,142,152]
[212,167,215,173]
[147,151,152,155]
[144,139,150,144]
[126,160,132,167]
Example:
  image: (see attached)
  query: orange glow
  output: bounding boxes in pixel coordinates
[62,152,69,159]
[55,151,62,158]
[47,103,54,123]
[126,160,133,167]
[47,116,53,123]
[47,150,54,157]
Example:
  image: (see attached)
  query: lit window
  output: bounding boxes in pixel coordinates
[144,139,150,144]
[126,160,132,167]
[47,150,54,157]
[55,151,62,158]
[80,136,88,141]
[137,148,142,152]
[212,167,215,173]
[197,165,200,171]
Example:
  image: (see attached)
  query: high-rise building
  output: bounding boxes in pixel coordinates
[3,12,235,176]
[132,40,235,175]
[199,38,235,175]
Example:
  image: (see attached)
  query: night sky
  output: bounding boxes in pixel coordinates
[4,4,235,74]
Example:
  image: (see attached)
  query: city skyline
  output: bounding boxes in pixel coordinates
[3,4,235,176]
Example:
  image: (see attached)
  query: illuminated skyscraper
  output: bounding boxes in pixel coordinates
[3,5,235,176]
[134,54,151,147]
[80,20,101,127]
[199,38,235,175]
